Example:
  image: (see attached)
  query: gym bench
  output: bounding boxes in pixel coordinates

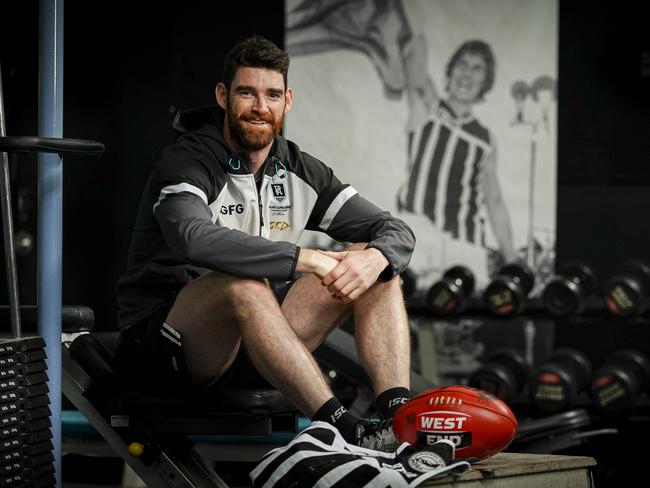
[62,331,301,488]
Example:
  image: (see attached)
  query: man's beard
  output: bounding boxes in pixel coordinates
[227,103,285,152]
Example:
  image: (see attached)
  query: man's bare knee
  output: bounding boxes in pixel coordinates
[353,273,404,312]
[188,272,271,302]
[169,272,272,326]
[226,277,276,306]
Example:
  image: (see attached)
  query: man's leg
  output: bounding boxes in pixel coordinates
[352,275,412,418]
[281,254,411,450]
[165,271,333,417]
[280,273,352,352]
[282,244,412,419]
[166,257,410,445]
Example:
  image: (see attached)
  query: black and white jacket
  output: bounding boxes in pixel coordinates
[250,422,470,487]
[117,106,415,327]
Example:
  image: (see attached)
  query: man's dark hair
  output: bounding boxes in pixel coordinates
[222,36,290,90]
[445,40,495,102]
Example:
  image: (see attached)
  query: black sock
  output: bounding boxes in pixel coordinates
[375,387,411,419]
[313,397,360,443]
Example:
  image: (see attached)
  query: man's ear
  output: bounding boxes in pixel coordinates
[215,82,228,110]
[284,87,294,114]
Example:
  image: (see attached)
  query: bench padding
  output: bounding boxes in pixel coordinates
[69,332,296,416]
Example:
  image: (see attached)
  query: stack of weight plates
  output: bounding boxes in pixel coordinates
[0,337,54,487]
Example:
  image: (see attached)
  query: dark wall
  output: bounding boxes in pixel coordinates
[0,1,39,314]
[557,1,650,284]
[1,1,650,330]
[558,1,650,187]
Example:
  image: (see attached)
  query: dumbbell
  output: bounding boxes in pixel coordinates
[469,348,528,403]
[426,265,475,316]
[530,348,592,412]
[542,262,596,316]
[484,263,535,317]
[603,260,650,317]
[591,350,650,412]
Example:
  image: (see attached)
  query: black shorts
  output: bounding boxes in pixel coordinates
[114,281,294,395]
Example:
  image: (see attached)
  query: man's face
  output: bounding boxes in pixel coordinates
[448,52,488,103]
[217,67,292,152]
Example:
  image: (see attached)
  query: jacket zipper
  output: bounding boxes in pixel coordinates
[258,197,264,235]
[255,159,271,237]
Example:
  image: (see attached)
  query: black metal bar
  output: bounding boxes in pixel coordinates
[0,136,104,156]
[0,63,22,338]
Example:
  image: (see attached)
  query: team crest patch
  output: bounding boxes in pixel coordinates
[271,183,286,202]
[406,450,447,473]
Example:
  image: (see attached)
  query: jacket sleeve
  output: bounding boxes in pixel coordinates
[154,191,300,280]
[300,152,415,280]
[317,193,416,281]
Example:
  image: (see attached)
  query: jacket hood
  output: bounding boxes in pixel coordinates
[172,105,222,134]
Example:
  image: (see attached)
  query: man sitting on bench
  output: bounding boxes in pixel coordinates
[114,35,416,452]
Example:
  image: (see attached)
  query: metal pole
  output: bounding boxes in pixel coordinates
[38,1,63,486]
[527,138,536,269]
[0,64,22,338]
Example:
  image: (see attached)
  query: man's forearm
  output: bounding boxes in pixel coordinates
[296,248,339,278]
[319,195,416,280]
[156,193,299,279]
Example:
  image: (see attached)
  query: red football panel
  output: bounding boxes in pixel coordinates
[393,386,517,460]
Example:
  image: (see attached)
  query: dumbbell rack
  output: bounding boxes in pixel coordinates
[410,301,650,412]
[0,337,53,487]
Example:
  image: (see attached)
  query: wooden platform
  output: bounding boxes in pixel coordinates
[424,452,596,487]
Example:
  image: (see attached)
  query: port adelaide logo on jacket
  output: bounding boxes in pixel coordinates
[268,159,291,216]
[269,180,291,218]
[271,183,286,203]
